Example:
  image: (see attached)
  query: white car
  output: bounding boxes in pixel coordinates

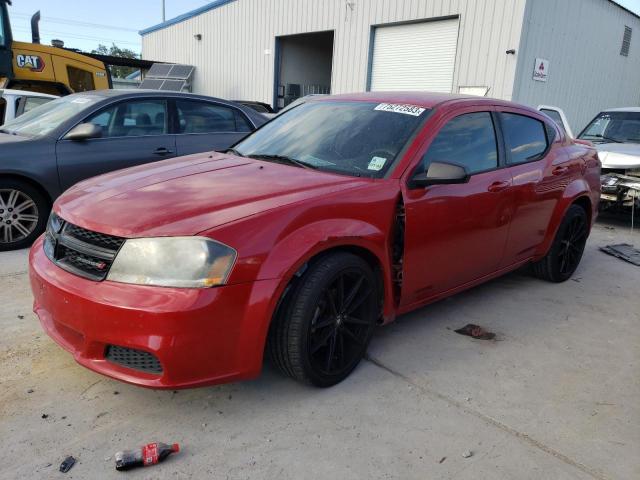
[539,106,640,210]
[0,89,57,125]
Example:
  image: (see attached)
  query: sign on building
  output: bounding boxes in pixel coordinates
[533,58,549,82]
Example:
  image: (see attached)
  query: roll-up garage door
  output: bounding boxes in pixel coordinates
[370,18,459,92]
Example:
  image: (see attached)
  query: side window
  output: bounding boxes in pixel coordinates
[177,100,251,133]
[501,113,548,165]
[67,66,95,92]
[16,96,53,117]
[418,112,498,176]
[539,108,566,136]
[85,100,168,138]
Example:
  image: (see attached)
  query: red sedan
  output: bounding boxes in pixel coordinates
[29,92,601,388]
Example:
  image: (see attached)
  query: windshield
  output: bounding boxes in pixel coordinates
[0,94,102,136]
[579,111,640,144]
[234,101,428,178]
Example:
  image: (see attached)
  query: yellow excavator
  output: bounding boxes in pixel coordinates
[1,0,154,95]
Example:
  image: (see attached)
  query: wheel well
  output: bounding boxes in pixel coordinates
[272,245,386,330]
[572,196,592,225]
[0,174,52,207]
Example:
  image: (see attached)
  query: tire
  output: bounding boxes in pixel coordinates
[532,204,589,282]
[268,252,378,387]
[0,179,49,251]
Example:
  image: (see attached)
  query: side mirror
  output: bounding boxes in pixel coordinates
[410,161,469,188]
[64,123,102,141]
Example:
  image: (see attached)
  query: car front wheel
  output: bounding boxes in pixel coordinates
[0,180,49,251]
[268,252,378,387]
[532,204,589,282]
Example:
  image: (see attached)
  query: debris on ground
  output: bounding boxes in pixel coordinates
[438,456,447,464]
[17,315,24,319]
[59,456,76,473]
[115,442,180,471]
[26,388,34,394]
[600,244,640,266]
[454,324,496,340]
[462,450,473,458]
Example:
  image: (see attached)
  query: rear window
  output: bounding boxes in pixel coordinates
[501,113,548,164]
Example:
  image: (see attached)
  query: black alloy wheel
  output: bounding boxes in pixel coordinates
[268,252,378,387]
[532,204,589,282]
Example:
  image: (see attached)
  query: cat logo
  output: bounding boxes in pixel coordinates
[16,54,45,72]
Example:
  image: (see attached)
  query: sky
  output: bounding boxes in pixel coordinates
[6,0,214,54]
[6,0,640,55]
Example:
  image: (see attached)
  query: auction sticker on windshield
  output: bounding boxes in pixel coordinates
[368,156,387,171]
[374,103,426,116]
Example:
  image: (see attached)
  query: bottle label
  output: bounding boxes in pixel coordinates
[142,443,159,466]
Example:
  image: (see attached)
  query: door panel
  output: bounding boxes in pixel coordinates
[401,110,514,307]
[56,136,177,191]
[176,132,246,156]
[403,170,514,305]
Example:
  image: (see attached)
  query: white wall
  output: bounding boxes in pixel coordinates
[513,0,640,131]
[142,0,527,105]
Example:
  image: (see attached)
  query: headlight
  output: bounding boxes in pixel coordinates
[106,237,236,288]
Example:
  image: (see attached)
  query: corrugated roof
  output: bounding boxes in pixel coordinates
[139,0,237,36]
[139,0,639,37]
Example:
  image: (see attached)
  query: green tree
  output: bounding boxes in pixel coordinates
[91,43,140,79]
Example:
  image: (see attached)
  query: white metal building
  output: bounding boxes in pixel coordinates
[140,0,640,130]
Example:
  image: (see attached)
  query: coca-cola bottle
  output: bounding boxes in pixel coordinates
[115,442,180,471]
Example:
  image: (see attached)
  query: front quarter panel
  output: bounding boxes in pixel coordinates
[0,138,60,199]
[198,181,401,373]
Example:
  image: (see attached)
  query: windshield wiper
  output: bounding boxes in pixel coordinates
[587,134,622,143]
[247,153,318,170]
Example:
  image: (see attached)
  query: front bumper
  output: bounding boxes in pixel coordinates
[29,236,280,389]
[600,172,640,207]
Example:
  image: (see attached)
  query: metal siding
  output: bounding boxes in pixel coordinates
[142,0,528,104]
[513,0,640,131]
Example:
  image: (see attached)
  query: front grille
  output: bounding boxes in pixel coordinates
[65,223,125,251]
[105,345,163,374]
[44,214,125,281]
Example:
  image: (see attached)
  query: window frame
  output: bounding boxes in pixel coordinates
[496,111,553,166]
[171,98,254,136]
[407,109,505,187]
[60,97,170,141]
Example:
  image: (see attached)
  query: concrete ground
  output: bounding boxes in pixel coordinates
[0,217,638,480]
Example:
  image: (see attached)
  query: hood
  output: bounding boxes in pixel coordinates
[595,143,640,169]
[56,152,368,237]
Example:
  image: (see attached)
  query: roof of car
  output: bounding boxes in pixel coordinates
[313,91,517,109]
[602,107,640,113]
[0,89,58,99]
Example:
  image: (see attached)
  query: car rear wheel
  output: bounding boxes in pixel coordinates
[532,204,589,282]
[0,179,49,251]
[268,252,378,387]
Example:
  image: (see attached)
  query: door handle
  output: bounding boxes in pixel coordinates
[487,181,510,193]
[552,166,569,176]
[154,147,174,155]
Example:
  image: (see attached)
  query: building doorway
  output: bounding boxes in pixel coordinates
[274,30,334,110]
